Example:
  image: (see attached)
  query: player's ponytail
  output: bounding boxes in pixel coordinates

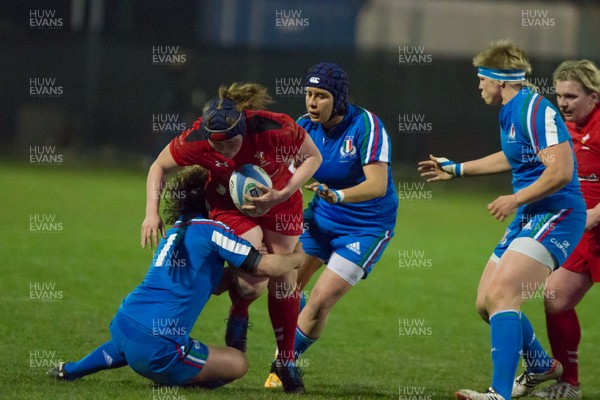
[219,83,273,111]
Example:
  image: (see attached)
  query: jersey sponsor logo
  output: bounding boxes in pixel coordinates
[340,136,357,158]
[346,241,361,255]
[215,160,229,168]
[216,184,227,195]
[579,173,598,182]
[309,76,320,84]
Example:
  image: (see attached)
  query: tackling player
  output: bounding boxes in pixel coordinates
[527,60,600,399]
[141,83,322,393]
[418,40,586,400]
[48,166,305,388]
[264,63,398,388]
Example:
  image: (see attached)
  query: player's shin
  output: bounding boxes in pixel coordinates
[490,310,522,400]
[520,312,553,373]
[268,285,300,364]
[294,326,317,358]
[546,309,580,386]
[63,340,127,378]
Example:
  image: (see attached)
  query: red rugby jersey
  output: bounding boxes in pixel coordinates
[569,105,600,207]
[169,109,306,210]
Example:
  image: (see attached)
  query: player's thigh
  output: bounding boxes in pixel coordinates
[545,266,593,313]
[186,345,248,385]
[476,257,499,321]
[486,249,551,313]
[309,256,357,312]
[263,229,300,288]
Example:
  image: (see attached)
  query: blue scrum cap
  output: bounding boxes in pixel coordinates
[305,62,349,116]
[200,97,246,141]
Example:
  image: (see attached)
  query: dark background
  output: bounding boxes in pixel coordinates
[2,0,599,168]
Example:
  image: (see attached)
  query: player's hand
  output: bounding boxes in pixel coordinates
[141,213,166,249]
[242,184,282,213]
[293,241,304,254]
[305,182,341,204]
[586,206,600,230]
[257,243,269,255]
[417,154,460,182]
[487,194,518,222]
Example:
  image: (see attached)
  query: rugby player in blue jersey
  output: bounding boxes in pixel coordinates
[418,40,586,400]
[48,166,305,389]
[265,62,398,388]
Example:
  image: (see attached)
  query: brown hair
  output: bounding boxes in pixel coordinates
[218,82,273,111]
[163,165,209,224]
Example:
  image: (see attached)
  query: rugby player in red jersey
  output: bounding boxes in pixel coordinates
[527,60,600,400]
[141,83,322,393]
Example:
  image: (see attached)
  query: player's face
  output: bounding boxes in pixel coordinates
[208,135,243,159]
[305,87,335,124]
[555,80,599,126]
[478,77,502,106]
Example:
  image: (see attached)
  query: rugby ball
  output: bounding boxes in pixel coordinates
[229,164,273,217]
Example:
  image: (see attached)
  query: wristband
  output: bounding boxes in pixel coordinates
[437,157,464,178]
[331,189,345,204]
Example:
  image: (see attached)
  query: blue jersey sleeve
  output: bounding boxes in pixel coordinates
[210,226,261,274]
[524,95,570,153]
[356,109,391,166]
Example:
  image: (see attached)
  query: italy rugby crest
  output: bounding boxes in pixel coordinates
[340,137,357,158]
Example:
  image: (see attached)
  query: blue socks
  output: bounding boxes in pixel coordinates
[64,340,127,378]
[490,310,522,400]
[294,327,317,358]
[520,312,553,373]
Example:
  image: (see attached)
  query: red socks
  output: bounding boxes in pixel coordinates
[546,309,580,386]
[268,290,300,363]
[228,285,255,319]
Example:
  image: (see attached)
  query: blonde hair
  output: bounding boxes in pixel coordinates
[473,39,532,75]
[553,60,600,95]
[218,82,273,111]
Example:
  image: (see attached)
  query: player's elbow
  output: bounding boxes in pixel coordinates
[550,167,573,190]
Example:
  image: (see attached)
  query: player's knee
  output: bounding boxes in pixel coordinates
[231,353,249,379]
[475,302,489,322]
[485,284,520,312]
[235,280,267,299]
[543,293,569,314]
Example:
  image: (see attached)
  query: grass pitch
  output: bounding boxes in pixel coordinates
[1,162,599,399]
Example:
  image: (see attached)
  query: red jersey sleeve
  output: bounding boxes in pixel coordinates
[169,117,207,166]
[269,112,307,153]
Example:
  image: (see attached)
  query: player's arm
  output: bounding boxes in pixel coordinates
[305,162,387,204]
[223,237,305,277]
[247,133,322,209]
[418,151,511,182]
[141,145,181,249]
[488,142,573,221]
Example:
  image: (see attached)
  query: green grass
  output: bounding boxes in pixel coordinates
[1,162,600,399]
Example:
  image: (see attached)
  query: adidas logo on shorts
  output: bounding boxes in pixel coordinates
[346,242,361,255]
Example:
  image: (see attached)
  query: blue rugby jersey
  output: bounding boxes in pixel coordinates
[500,87,585,211]
[118,217,260,338]
[298,104,398,231]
